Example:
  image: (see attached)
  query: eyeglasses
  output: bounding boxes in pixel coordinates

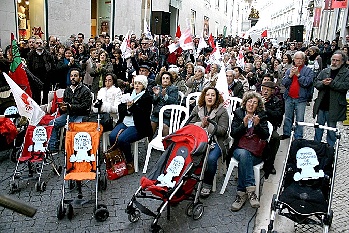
[247,99,258,105]
[35,42,42,44]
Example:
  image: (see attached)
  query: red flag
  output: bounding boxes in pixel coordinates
[175,25,181,38]
[332,0,347,8]
[9,33,32,97]
[261,30,268,38]
[208,33,215,49]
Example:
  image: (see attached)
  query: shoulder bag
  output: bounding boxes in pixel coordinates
[237,126,267,157]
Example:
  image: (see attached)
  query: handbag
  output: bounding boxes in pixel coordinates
[104,129,128,180]
[237,127,267,157]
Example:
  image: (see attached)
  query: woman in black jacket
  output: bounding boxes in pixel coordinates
[109,75,152,175]
[229,91,269,212]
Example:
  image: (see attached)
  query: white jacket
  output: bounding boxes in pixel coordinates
[93,86,122,121]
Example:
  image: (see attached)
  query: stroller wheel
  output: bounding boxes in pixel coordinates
[185,202,194,217]
[35,182,41,192]
[192,203,204,220]
[151,224,164,233]
[40,182,47,192]
[67,204,74,220]
[128,209,140,223]
[93,204,108,213]
[94,207,109,222]
[57,203,66,220]
[9,182,19,194]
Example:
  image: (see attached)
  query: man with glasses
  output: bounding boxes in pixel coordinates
[280,51,314,140]
[313,50,349,147]
[136,38,157,66]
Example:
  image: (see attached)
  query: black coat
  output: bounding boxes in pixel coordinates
[117,90,153,138]
[63,83,92,116]
[264,95,284,129]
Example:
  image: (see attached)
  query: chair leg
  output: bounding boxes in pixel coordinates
[133,141,138,173]
[59,128,65,151]
[220,159,237,194]
[212,175,217,192]
[102,133,109,152]
[253,164,263,198]
[142,144,153,173]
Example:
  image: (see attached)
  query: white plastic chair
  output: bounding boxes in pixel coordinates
[178,91,185,105]
[226,96,242,117]
[220,121,273,198]
[142,105,189,173]
[132,137,148,173]
[185,92,201,109]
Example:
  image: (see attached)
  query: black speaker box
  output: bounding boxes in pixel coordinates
[290,25,304,42]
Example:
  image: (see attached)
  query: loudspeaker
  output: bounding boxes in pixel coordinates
[290,25,304,42]
[151,11,171,35]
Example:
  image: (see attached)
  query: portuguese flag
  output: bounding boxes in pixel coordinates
[8,33,32,97]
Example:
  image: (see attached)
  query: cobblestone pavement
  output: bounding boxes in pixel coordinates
[0,140,256,233]
[1,101,349,233]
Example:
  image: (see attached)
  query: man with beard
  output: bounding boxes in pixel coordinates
[48,68,92,152]
[313,50,349,147]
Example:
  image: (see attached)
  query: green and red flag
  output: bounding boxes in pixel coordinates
[9,33,32,97]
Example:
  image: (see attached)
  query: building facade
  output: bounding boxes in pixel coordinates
[0,0,237,48]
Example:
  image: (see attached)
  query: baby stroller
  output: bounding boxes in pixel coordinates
[9,114,61,193]
[0,106,27,162]
[57,119,109,222]
[262,122,340,233]
[126,120,218,233]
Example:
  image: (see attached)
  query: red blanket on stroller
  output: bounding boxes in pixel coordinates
[0,118,18,144]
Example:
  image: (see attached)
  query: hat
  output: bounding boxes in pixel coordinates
[261,81,275,89]
[139,63,151,71]
[134,75,148,88]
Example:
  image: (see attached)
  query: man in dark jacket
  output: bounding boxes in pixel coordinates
[48,68,92,151]
[226,69,244,99]
[27,38,55,104]
[313,50,349,147]
[260,81,284,177]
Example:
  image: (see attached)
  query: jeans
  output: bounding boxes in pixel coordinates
[48,114,84,149]
[314,109,337,147]
[109,123,141,163]
[233,148,263,192]
[283,98,306,139]
[203,143,222,186]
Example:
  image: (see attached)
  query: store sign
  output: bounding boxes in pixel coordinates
[313,7,322,27]
[331,0,348,8]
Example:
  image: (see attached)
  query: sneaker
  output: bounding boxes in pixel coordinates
[246,186,260,208]
[127,163,135,175]
[279,134,290,140]
[231,191,247,211]
[200,187,211,198]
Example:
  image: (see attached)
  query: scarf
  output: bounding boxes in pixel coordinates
[130,89,145,103]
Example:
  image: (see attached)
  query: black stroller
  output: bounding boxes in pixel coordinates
[262,122,340,233]
[126,120,218,233]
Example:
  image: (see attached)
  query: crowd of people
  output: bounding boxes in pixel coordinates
[1,31,349,213]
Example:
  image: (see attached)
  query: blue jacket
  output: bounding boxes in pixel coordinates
[282,65,314,102]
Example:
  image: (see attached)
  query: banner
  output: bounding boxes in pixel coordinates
[332,0,348,8]
[313,7,322,27]
[4,72,45,125]
[324,0,333,10]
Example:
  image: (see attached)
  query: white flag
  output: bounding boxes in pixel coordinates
[168,42,180,53]
[120,30,130,57]
[143,20,153,40]
[178,28,194,51]
[4,72,45,125]
[215,62,230,110]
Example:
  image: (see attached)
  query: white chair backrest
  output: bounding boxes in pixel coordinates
[158,105,190,136]
[185,92,201,109]
[267,121,273,142]
[178,91,185,105]
[226,96,242,116]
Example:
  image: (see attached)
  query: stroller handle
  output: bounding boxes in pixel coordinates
[295,122,339,133]
[0,194,37,217]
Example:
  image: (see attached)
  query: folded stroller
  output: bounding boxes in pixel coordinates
[126,121,217,233]
[57,121,108,222]
[9,118,61,193]
[262,122,340,233]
